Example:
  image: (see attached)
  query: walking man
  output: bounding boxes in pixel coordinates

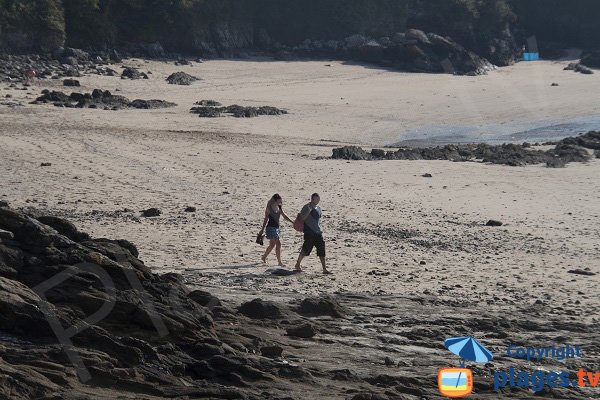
[295,193,331,274]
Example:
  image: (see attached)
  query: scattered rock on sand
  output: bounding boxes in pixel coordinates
[567,269,596,276]
[141,207,161,217]
[486,220,503,226]
[121,66,148,80]
[190,104,287,118]
[190,106,222,118]
[195,99,222,106]
[129,99,177,109]
[40,162,51,166]
[32,89,175,110]
[564,63,594,74]
[421,173,433,178]
[166,71,199,85]
[184,206,197,212]
[63,78,80,87]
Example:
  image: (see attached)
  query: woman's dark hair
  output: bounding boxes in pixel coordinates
[311,193,320,200]
[267,193,282,208]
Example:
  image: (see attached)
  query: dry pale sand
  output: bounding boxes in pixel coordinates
[0,57,599,319]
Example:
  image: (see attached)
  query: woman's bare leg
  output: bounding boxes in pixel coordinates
[262,240,275,263]
[275,239,283,266]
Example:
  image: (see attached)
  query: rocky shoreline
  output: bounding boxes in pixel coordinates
[332,131,600,167]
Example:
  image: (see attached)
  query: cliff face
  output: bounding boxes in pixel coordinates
[509,0,600,49]
[0,0,65,52]
[1,1,596,64]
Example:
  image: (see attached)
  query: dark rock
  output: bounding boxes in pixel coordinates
[189,290,221,308]
[332,146,373,160]
[195,100,222,106]
[0,229,14,240]
[350,393,389,400]
[371,149,386,158]
[269,268,298,276]
[239,298,284,319]
[406,29,431,44]
[552,143,591,163]
[298,296,347,318]
[190,106,222,118]
[63,79,80,87]
[190,104,286,118]
[33,89,174,110]
[345,34,368,49]
[546,158,566,168]
[551,82,559,86]
[286,323,316,338]
[384,357,395,366]
[36,216,91,242]
[129,99,176,109]
[559,131,600,150]
[141,208,161,217]
[486,220,503,226]
[260,345,283,358]
[333,131,600,167]
[166,72,199,85]
[184,206,197,212]
[421,173,432,178]
[121,67,148,80]
[567,269,596,276]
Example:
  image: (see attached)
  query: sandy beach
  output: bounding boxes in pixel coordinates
[1,57,599,399]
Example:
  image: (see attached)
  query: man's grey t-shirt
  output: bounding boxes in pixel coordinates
[301,204,322,235]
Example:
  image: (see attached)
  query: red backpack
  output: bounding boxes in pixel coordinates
[293,213,304,232]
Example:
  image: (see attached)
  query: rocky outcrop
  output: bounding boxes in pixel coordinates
[332,131,599,167]
[166,71,199,85]
[121,67,148,80]
[564,62,594,75]
[31,89,176,110]
[190,104,288,118]
[267,28,496,75]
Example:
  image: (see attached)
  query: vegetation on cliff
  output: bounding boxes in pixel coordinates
[0,0,597,57]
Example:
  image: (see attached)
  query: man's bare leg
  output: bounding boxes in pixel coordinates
[319,256,331,274]
[294,252,305,272]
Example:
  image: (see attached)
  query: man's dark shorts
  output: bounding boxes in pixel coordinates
[301,232,325,257]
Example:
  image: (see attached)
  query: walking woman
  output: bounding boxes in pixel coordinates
[258,194,293,266]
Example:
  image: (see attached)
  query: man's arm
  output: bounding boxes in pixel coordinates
[301,204,312,221]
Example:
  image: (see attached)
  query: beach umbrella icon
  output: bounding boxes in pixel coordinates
[444,336,493,365]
